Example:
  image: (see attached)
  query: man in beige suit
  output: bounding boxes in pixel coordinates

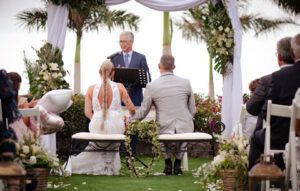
[128,54,196,175]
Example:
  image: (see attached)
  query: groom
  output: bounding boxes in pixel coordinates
[127,54,196,175]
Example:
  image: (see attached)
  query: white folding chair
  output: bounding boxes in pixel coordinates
[264,100,291,156]
[234,105,246,138]
[18,107,41,135]
[285,99,300,191]
[263,100,291,191]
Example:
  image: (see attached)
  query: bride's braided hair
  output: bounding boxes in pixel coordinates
[100,60,114,131]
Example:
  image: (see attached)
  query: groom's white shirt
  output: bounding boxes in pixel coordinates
[128,72,196,134]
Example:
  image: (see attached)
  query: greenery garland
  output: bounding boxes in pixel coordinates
[125,120,161,177]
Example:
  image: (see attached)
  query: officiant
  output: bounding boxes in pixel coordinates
[111,31,151,106]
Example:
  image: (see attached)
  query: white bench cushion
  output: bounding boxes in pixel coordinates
[72,132,126,141]
[72,132,212,141]
[158,132,212,141]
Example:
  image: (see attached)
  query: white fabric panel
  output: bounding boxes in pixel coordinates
[46,4,68,155]
[106,0,130,5]
[106,0,209,11]
[221,0,243,136]
[47,4,69,51]
[135,0,209,11]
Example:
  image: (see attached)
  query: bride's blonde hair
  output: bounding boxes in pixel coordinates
[100,60,114,131]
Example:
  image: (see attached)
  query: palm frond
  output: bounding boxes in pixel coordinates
[83,6,140,32]
[16,8,47,31]
[240,14,300,36]
[271,0,300,14]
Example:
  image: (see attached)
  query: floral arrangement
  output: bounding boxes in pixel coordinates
[243,93,250,104]
[193,93,222,135]
[194,135,249,190]
[24,42,69,99]
[15,133,61,170]
[125,120,161,177]
[206,2,234,74]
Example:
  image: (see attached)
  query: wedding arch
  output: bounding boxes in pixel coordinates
[46,0,242,136]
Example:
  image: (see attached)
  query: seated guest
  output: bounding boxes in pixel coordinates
[7,72,37,141]
[248,33,300,171]
[241,78,260,140]
[66,60,135,175]
[127,54,196,175]
[246,37,294,133]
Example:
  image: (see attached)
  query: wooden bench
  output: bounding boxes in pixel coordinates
[71,132,213,171]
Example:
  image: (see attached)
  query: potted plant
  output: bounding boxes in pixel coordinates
[15,133,62,191]
[194,135,249,191]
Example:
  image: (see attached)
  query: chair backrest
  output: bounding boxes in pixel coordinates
[19,107,41,135]
[235,105,256,139]
[235,105,247,137]
[285,99,300,190]
[264,100,291,155]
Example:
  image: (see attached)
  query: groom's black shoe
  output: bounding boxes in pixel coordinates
[174,159,183,175]
[163,158,172,175]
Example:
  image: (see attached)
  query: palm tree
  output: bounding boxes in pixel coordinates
[271,0,300,14]
[162,12,172,55]
[177,1,298,98]
[17,2,140,93]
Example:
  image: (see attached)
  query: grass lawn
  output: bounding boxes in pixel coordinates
[48,156,211,191]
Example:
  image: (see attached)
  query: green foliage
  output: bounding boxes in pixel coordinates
[193,93,222,135]
[125,120,161,177]
[60,94,87,134]
[24,42,70,99]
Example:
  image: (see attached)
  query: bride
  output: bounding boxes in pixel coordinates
[67,60,135,175]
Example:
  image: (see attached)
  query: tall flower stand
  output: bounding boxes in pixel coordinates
[221,170,248,191]
[26,168,50,191]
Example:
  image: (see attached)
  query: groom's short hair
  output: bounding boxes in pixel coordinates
[160,54,174,70]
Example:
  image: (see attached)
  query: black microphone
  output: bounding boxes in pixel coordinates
[107,51,121,59]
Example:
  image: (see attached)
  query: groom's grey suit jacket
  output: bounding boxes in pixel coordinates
[128,72,196,134]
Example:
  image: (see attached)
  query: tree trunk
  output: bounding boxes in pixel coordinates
[74,34,81,94]
[208,54,215,98]
[162,12,172,55]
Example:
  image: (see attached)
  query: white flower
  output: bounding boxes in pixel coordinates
[218,26,223,31]
[58,72,63,77]
[36,77,40,80]
[225,41,232,48]
[22,145,30,154]
[52,73,58,78]
[29,156,37,165]
[53,161,59,167]
[49,63,59,71]
[38,84,43,89]
[211,29,217,35]
[41,64,47,70]
[31,145,40,155]
[225,27,230,33]
[43,73,50,81]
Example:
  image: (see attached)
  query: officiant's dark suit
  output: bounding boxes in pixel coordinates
[111,31,151,107]
[248,34,300,171]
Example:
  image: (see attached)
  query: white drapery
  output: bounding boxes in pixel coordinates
[43,4,69,155]
[221,0,243,136]
[46,0,243,137]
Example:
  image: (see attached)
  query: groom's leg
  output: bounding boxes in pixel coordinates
[173,142,187,175]
[130,133,138,156]
[160,142,172,175]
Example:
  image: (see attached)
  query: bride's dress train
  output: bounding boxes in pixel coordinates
[65,80,124,175]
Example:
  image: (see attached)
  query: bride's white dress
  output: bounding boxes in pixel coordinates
[67,80,125,175]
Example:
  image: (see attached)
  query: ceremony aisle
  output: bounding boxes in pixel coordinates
[48,156,211,191]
